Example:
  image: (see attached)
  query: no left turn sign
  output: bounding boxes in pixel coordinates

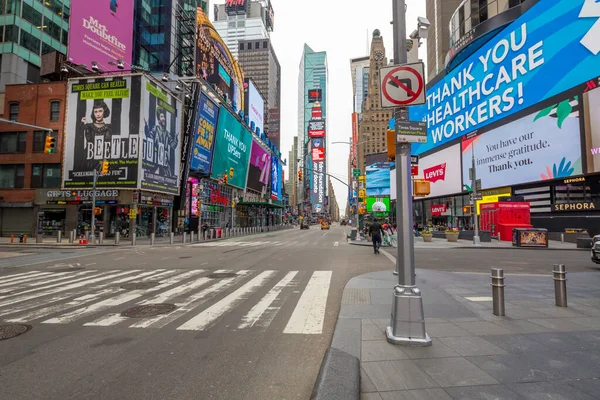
[379,62,426,108]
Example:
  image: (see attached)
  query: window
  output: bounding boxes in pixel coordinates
[0,132,27,153]
[263,41,268,49]
[31,163,61,188]
[9,103,19,121]
[33,130,57,152]
[50,101,60,121]
[239,42,244,50]
[255,42,260,49]
[0,164,25,188]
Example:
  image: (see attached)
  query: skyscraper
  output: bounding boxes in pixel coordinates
[426,0,462,80]
[350,56,370,115]
[298,44,327,216]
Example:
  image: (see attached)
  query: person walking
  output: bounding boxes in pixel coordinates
[369,219,384,254]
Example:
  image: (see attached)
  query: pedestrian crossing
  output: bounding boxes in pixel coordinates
[192,240,285,248]
[0,268,332,334]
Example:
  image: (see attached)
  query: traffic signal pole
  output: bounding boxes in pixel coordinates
[90,168,97,243]
[472,147,481,246]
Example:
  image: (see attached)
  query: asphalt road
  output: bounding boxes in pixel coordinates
[0,225,392,400]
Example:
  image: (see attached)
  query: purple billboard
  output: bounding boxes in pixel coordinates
[247,140,271,193]
[68,0,134,70]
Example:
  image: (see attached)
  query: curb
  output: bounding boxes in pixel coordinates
[310,347,360,400]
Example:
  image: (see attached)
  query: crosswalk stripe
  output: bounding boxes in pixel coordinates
[283,271,332,335]
[0,270,46,283]
[0,270,97,299]
[238,271,298,330]
[129,270,252,329]
[0,270,95,292]
[5,270,172,322]
[177,270,276,331]
[44,270,205,324]
[0,271,54,287]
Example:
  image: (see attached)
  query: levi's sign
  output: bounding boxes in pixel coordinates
[424,163,446,183]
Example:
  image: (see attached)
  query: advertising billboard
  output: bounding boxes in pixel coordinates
[270,156,282,200]
[366,197,391,213]
[245,79,265,133]
[210,107,252,189]
[308,89,322,103]
[190,93,219,175]
[409,0,600,155]
[308,120,325,138]
[247,140,271,193]
[413,144,462,198]
[462,96,582,190]
[63,75,141,189]
[351,113,359,165]
[141,78,182,195]
[366,161,391,197]
[68,0,134,71]
[311,160,325,213]
[583,83,600,173]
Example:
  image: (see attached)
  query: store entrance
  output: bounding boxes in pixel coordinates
[39,209,66,236]
[77,206,103,237]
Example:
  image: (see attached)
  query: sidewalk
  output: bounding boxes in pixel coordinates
[315,267,600,400]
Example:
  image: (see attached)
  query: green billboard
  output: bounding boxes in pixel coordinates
[210,106,252,189]
[366,197,391,214]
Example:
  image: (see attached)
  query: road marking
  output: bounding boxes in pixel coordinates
[85,263,97,266]
[239,271,298,330]
[322,232,328,237]
[0,271,96,292]
[0,271,50,284]
[0,270,105,301]
[0,272,55,288]
[334,242,339,247]
[464,296,493,302]
[379,249,396,264]
[283,271,332,335]
[177,271,276,331]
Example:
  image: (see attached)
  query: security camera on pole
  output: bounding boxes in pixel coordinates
[379,0,431,346]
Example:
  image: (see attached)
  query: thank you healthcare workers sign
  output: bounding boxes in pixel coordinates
[409,0,600,155]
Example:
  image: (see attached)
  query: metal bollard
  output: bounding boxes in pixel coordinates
[69,230,74,244]
[150,233,155,246]
[553,264,567,307]
[132,232,136,246]
[85,231,89,242]
[491,268,505,316]
[57,231,62,243]
[183,232,187,243]
[196,230,200,242]
[115,232,120,245]
[36,234,43,244]
[170,232,174,245]
[561,233,564,244]
[99,232,104,245]
[191,231,195,242]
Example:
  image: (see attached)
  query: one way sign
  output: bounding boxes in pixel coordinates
[379,62,426,108]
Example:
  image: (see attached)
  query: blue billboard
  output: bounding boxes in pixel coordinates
[270,156,282,200]
[190,93,219,174]
[410,0,600,155]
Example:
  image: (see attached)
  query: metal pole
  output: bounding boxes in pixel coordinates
[57,231,62,243]
[190,231,194,242]
[132,232,136,246]
[150,232,155,246]
[553,264,567,307]
[170,232,174,245]
[115,232,120,245]
[99,231,104,245]
[491,268,505,316]
[472,147,481,246]
[386,0,430,347]
[90,169,97,243]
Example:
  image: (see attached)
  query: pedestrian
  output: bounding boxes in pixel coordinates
[369,218,384,254]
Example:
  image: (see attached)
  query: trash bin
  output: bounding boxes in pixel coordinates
[19,234,24,243]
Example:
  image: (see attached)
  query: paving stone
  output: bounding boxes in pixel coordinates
[361,393,383,400]
[527,318,592,332]
[454,321,513,335]
[361,340,409,362]
[424,322,475,338]
[371,318,390,332]
[438,336,508,357]
[488,318,552,334]
[362,360,439,391]
[570,305,600,317]
[445,384,521,400]
[379,388,453,400]
[400,338,460,360]
[414,358,498,387]
[509,381,597,400]
[524,331,600,351]
[569,317,600,330]
[533,307,588,318]
[499,308,553,320]
[363,320,387,341]
[361,366,377,393]
[482,334,551,354]
[567,378,600,398]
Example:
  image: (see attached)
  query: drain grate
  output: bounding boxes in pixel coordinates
[208,272,236,279]
[120,282,159,290]
[0,324,31,340]
[52,267,85,273]
[179,256,192,259]
[121,304,176,318]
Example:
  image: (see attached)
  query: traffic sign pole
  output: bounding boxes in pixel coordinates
[386,0,431,347]
[472,147,481,246]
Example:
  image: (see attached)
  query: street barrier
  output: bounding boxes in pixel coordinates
[132,233,136,246]
[115,232,120,245]
[183,232,187,244]
[553,264,567,307]
[57,231,62,243]
[99,232,104,245]
[170,232,174,245]
[491,268,505,316]
[150,233,155,246]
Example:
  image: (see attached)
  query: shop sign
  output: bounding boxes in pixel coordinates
[553,202,599,212]
[563,177,585,184]
[423,163,446,183]
[209,189,229,206]
[140,193,174,206]
[46,190,120,199]
[430,204,447,216]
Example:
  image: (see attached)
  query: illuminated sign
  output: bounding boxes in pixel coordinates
[308,89,322,103]
[312,148,325,162]
[308,120,325,137]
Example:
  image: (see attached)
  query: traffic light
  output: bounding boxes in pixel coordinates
[223,174,228,184]
[229,167,234,178]
[101,160,109,175]
[463,205,474,215]
[44,135,56,153]
[298,170,303,181]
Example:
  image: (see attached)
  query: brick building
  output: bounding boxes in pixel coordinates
[0,82,66,236]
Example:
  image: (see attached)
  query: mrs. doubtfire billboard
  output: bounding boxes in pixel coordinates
[68,0,134,69]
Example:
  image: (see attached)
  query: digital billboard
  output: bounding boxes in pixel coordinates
[311,138,325,162]
[583,83,600,173]
[308,120,325,138]
[210,107,252,190]
[247,140,271,193]
[141,78,182,195]
[311,160,325,213]
[245,79,265,134]
[308,89,322,103]
[68,0,134,70]
[270,156,282,200]
[366,161,391,197]
[190,93,219,175]
[366,197,391,213]
[409,0,600,155]
[63,75,140,189]
[414,144,462,198]
[462,96,582,190]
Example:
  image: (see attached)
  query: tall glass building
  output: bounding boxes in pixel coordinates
[298,44,327,215]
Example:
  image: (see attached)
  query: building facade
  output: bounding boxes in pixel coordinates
[288,136,298,210]
[350,56,370,115]
[426,0,462,80]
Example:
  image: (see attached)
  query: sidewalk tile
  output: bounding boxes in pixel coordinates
[533,307,588,318]
[446,317,480,322]
[444,384,520,400]
[414,357,498,387]
[508,381,597,400]
[567,378,600,398]
[401,338,459,359]
[340,304,391,319]
[482,334,551,354]
[570,305,600,317]
[361,340,409,362]
[363,320,386,341]
[454,321,513,336]
[362,360,439,391]
[527,318,591,332]
[524,331,600,351]
[438,336,508,357]
[497,308,551,320]
[371,318,390,331]
[361,393,383,400]
[361,367,378,393]
[488,318,552,334]
[569,317,600,329]
[379,388,453,400]
[424,322,475,338]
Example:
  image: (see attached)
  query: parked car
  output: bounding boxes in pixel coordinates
[592,241,600,264]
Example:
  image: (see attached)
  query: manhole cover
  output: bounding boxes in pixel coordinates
[179,256,192,259]
[121,304,176,318]
[208,272,236,279]
[120,282,159,290]
[0,324,31,340]
[52,267,84,273]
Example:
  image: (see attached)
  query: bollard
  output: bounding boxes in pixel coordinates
[491,268,505,316]
[115,232,120,245]
[69,230,74,244]
[99,232,104,245]
[191,231,195,242]
[132,232,136,246]
[170,232,174,245]
[36,234,43,244]
[553,264,567,307]
[10,234,14,243]
[85,231,89,242]
[196,230,200,242]
[561,233,564,244]
[24,234,27,244]
[57,231,62,243]
[183,232,187,244]
[150,233,155,246]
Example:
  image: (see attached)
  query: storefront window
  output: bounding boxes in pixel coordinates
[136,206,154,238]
[110,206,131,238]
[38,209,66,236]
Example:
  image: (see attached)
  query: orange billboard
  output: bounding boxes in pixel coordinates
[351,113,359,164]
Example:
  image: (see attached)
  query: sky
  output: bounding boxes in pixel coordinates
[213,0,428,215]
